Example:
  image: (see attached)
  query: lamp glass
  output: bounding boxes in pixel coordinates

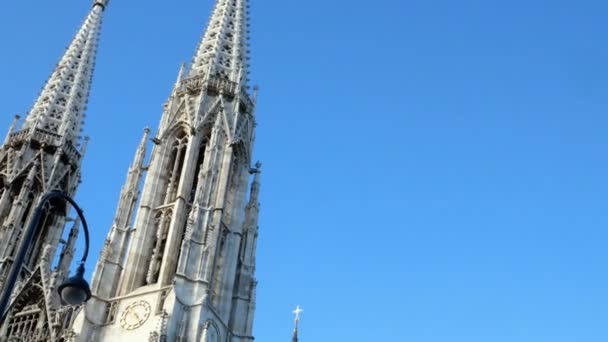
[60,285,89,305]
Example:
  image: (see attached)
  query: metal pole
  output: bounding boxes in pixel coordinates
[0,191,90,321]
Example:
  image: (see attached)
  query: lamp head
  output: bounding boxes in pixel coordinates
[58,264,91,305]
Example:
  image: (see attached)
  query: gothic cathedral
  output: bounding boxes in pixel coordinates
[0,0,261,341]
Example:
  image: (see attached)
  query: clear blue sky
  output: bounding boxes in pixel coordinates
[1,0,608,341]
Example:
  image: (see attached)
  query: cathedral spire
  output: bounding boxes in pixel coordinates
[22,0,108,145]
[73,1,261,340]
[190,0,251,85]
[0,2,110,340]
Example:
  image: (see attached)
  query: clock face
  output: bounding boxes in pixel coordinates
[120,301,151,330]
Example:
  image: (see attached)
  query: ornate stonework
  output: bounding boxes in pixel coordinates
[0,0,260,340]
[23,1,106,145]
[0,1,107,340]
[71,0,261,341]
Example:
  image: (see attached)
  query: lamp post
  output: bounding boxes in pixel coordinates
[0,191,91,321]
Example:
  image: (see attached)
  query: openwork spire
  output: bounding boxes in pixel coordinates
[190,0,251,86]
[22,0,108,144]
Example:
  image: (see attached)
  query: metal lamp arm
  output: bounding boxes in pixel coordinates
[0,190,90,321]
[46,191,90,264]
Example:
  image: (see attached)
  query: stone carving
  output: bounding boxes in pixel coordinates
[69,0,262,340]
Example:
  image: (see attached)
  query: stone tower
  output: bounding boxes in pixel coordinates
[72,0,261,340]
[0,0,108,340]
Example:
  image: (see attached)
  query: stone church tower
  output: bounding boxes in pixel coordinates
[0,0,108,340]
[72,0,261,340]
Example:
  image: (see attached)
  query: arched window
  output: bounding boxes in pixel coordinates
[145,212,162,285]
[5,281,50,340]
[24,197,65,270]
[201,320,220,342]
[8,192,35,259]
[223,147,246,225]
[146,210,172,285]
[189,139,208,204]
[160,130,189,205]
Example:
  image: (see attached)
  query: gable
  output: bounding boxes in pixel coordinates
[1,269,51,340]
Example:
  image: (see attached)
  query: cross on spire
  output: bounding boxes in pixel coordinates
[293,305,303,323]
[292,305,303,342]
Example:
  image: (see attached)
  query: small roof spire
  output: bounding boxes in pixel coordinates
[292,305,303,342]
[173,62,187,92]
[248,161,262,205]
[3,115,21,145]
[132,127,150,170]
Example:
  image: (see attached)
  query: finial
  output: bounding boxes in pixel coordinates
[4,115,21,145]
[293,305,303,324]
[174,63,187,91]
[292,305,303,342]
[249,161,262,174]
[253,85,260,104]
[80,136,91,155]
[132,127,150,170]
[94,0,109,10]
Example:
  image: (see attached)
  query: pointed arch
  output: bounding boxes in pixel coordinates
[2,271,51,340]
[188,136,210,205]
[157,126,190,206]
[24,196,67,270]
[159,121,191,141]
[146,208,173,285]
[3,176,44,263]
[198,97,223,134]
[201,320,220,342]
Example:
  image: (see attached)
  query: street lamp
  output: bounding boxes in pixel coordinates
[0,191,91,320]
[58,263,91,305]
